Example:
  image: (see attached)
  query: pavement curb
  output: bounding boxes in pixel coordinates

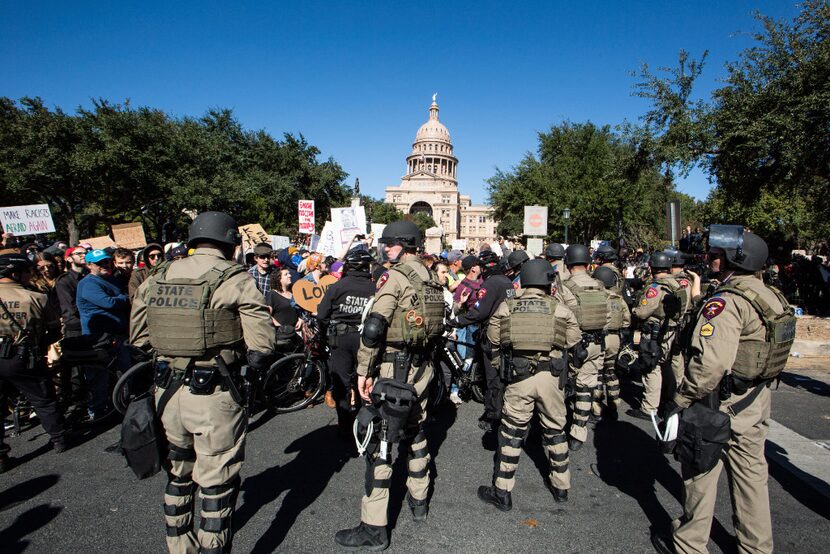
[765,419,830,501]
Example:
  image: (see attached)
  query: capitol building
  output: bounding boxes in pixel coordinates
[384,96,497,249]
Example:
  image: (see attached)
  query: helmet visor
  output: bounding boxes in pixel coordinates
[707,224,744,254]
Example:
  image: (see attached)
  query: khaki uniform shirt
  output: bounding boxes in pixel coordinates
[356,254,431,377]
[0,281,60,349]
[487,287,582,362]
[632,274,680,327]
[674,274,785,408]
[130,246,276,360]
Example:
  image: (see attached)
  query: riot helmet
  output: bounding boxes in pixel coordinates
[0,253,35,279]
[478,250,501,277]
[378,220,423,250]
[187,211,242,248]
[344,248,373,272]
[595,243,618,263]
[649,251,672,271]
[520,259,555,288]
[565,244,591,266]
[544,243,565,260]
[708,224,767,273]
[592,265,618,290]
[506,250,530,272]
[664,248,685,267]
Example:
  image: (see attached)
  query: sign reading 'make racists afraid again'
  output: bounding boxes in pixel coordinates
[1,204,56,235]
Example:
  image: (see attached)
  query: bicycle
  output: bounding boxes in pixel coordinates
[60,333,122,422]
[432,334,485,405]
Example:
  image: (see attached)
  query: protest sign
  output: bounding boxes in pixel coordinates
[270,235,290,250]
[112,222,147,249]
[239,223,270,250]
[526,238,544,257]
[298,200,315,234]
[316,222,339,257]
[523,206,548,236]
[451,239,467,252]
[490,242,503,256]
[370,224,386,247]
[0,204,56,235]
[292,274,338,313]
[80,235,116,250]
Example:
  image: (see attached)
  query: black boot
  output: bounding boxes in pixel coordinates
[548,482,568,503]
[477,485,512,512]
[406,491,429,522]
[0,453,10,474]
[334,522,389,551]
[568,438,584,452]
[650,531,676,554]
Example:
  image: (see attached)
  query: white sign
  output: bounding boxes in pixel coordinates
[523,205,548,236]
[1,204,56,235]
[331,205,368,249]
[451,239,467,252]
[298,200,315,234]
[490,242,503,256]
[316,221,339,257]
[527,238,544,257]
[270,235,290,250]
[370,224,386,247]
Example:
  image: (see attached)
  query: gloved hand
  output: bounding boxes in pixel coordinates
[445,317,460,329]
[247,350,275,373]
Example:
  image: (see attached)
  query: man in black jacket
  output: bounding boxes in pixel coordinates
[55,246,89,338]
[317,249,376,436]
[452,250,524,431]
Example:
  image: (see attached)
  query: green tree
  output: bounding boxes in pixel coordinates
[360,195,405,224]
[406,212,437,233]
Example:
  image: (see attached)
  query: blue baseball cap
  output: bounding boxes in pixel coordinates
[85,249,112,264]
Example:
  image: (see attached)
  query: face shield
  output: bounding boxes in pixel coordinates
[707,224,745,263]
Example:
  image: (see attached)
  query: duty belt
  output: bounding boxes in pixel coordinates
[582,330,606,344]
[512,356,552,374]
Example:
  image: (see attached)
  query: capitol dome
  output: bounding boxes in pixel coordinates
[406,95,457,182]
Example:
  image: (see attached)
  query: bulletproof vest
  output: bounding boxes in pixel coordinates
[562,277,609,331]
[673,272,693,313]
[385,263,445,347]
[501,294,567,352]
[718,280,796,381]
[607,265,624,294]
[607,292,627,331]
[653,277,685,323]
[0,287,42,347]
[145,260,245,358]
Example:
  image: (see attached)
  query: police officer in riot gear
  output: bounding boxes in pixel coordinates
[451,249,517,432]
[0,253,68,471]
[131,211,276,554]
[652,227,793,554]
[505,250,529,288]
[317,248,375,437]
[594,244,623,292]
[478,260,581,510]
[629,251,689,421]
[335,220,444,551]
[560,244,610,451]
[591,266,630,420]
[544,242,570,283]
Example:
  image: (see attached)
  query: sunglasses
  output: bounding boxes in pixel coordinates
[256,255,271,260]
[148,253,162,260]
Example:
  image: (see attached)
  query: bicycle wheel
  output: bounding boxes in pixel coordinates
[112,360,154,415]
[263,354,325,413]
[469,361,485,404]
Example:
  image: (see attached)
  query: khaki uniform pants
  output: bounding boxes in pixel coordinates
[361,359,433,527]
[157,385,247,554]
[641,330,680,413]
[673,386,773,554]
[594,332,622,413]
[570,342,603,442]
[497,371,570,492]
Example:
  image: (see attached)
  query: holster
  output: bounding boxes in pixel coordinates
[637,334,662,374]
[188,366,217,395]
[392,351,411,382]
[673,391,731,475]
[154,360,173,389]
[370,378,417,444]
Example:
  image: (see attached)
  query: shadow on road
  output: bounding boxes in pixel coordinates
[0,503,63,554]
[767,441,830,521]
[779,372,830,397]
[0,474,60,513]
[235,424,351,553]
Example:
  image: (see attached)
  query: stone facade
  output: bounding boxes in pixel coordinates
[384,97,497,250]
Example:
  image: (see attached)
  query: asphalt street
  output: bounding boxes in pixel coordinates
[1,370,829,553]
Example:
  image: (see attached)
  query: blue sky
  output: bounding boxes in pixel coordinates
[1,1,802,204]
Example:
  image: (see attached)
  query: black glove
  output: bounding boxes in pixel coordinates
[446,317,460,329]
[247,350,275,373]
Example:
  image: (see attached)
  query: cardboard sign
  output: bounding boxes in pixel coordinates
[0,204,56,235]
[239,223,270,250]
[112,222,147,249]
[523,206,548,236]
[298,200,315,234]
[80,235,116,250]
[292,274,338,313]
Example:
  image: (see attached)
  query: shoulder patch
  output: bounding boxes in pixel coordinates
[699,322,715,337]
[678,279,690,288]
[478,288,487,299]
[641,298,648,305]
[702,298,726,320]
[376,272,389,290]
[646,286,659,299]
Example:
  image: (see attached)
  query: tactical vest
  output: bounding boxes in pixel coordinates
[385,263,445,347]
[145,260,245,358]
[718,281,796,381]
[607,293,627,331]
[653,278,686,323]
[501,295,567,353]
[562,278,608,331]
[0,288,42,348]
